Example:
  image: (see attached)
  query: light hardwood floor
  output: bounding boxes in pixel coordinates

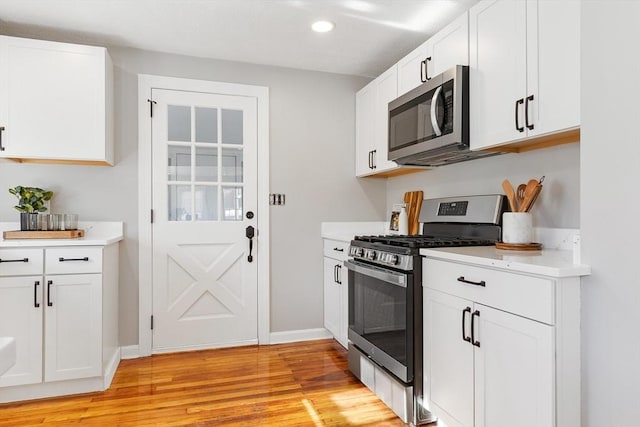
[0,339,411,426]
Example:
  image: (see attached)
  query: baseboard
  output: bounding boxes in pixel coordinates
[269,328,332,344]
[120,345,141,359]
[120,331,333,357]
[103,348,121,388]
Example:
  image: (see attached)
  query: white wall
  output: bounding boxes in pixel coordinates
[0,45,387,345]
[386,143,580,228]
[581,2,640,425]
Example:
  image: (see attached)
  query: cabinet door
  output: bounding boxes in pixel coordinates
[469,0,528,150]
[397,40,431,96]
[526,0,580,138]
[474,304,554,427]
[0,36,111,163]
[424,288,474,427]
[355,81,376,176]
[430,12,469,76]
[44,274,102,382]
[374,65,399,173]
[323,258,341,342]
[0,276,43,387]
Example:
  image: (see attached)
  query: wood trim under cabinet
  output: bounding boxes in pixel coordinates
[362,167,429,178]
[483,128,580,154]
[4,158,112,166]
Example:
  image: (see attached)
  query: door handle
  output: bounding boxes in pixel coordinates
[515,98,525,132]
[462,307,471,343]
[34,280,40,308]
[47,280,53,307]
[471,310,481,347]
[457,276,486,287]
[525,94,534,130]
[245,225,255,262]
[421,56,432,82]
[0,126,5,151]
[430,86,444,136]
[336,265,342,284]
[371,150,376,169]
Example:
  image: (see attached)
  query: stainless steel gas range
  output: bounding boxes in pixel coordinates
[345,194,506,425]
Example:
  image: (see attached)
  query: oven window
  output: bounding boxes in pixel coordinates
[349,270,408,365]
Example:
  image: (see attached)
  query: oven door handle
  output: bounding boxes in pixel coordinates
[344,260,407,288]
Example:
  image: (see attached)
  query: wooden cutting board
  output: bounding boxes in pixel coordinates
[3,230,85,239]
[403,191,424,235]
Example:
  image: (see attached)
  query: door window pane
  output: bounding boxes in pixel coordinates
[195,107,218,143]
[168,105,191,142]
[222,109,243,145]
[195,186,218,221]
[168,185,192,221]
[168,145,191,181]
[195,147,218,182]
[221,148,243,183]
[222,187,243,221]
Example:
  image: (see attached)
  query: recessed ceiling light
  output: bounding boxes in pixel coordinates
[312,20,335,33]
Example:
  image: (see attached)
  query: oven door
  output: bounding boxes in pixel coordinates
[345,259,414,383]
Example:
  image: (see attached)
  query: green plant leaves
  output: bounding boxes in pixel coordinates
[8,186,54,213]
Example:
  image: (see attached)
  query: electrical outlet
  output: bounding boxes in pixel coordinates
[269,194,286,205]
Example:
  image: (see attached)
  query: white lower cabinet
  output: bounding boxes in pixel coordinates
[322,239,349,348]
[43,274,102,382]
[0,244,119,403]
[0,275,43,387]
[423,257,580,427]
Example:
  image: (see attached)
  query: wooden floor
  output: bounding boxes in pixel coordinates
[0,339,410,426]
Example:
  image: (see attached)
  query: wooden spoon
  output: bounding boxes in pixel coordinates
[501,179,517,212]
[516,184,526,209]
[520,179,541,212]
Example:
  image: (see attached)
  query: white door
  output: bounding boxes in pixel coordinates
[151,88,258,352]
[424,288,474,427]
[474,304,554,427]
[469,0,528,150]
[44,274,102,382]
[0,276,43,386]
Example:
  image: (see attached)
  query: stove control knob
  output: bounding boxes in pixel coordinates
[388,254,398,265]
[354,247,363,257]
[366,250,376,260]
[379,253,387,263]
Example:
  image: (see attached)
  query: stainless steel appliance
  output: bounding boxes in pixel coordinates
[345,194,506,425]
[388,65,500,167]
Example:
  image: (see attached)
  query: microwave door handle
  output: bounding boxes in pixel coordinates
[430,86,443,136]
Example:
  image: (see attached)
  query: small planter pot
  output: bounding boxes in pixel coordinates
[19,213,40,231]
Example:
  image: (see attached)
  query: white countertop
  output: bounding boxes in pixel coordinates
[321,221,387,243]
[420,246,591,278]
[0,221,123,247]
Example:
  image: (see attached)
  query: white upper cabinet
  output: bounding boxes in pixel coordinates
[0,36,114,165]
[397,12,469,97]
[469,0,580,150]
[355,65,399,177]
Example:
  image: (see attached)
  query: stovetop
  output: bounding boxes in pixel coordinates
[353,234,497,249]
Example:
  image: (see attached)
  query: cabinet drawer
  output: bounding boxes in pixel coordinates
[323,239,350,261]
[0,249,43,276]
[423,258,555,324]
[45,247,103,274]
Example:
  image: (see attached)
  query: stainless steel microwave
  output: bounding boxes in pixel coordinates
[388,65,486,167]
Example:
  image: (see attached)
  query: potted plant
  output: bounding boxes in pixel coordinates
[8,186,54,231]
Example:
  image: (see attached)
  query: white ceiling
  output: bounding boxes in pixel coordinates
[0,0,477,77]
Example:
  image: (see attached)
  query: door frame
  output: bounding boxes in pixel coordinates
[137,74,270,357]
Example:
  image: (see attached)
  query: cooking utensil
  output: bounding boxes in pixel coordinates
[520,177,544,212]
[501,179,517,212]
[516,184,526,209]
[404,191,424,235]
